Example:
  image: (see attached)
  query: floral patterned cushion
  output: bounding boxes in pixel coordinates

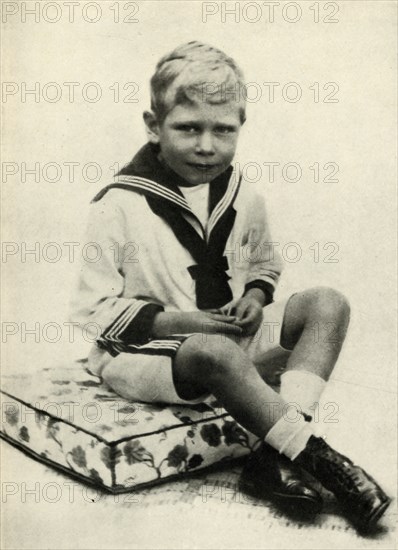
[0,362,258,492]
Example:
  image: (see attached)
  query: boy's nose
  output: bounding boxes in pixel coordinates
[195,132,215,155]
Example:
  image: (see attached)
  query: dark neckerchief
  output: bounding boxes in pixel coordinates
[92,143,241,309]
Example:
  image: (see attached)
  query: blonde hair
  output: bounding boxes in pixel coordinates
[150,41,246,124]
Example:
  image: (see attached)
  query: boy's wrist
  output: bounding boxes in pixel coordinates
[244,280,274,306]
[243,288,267,307]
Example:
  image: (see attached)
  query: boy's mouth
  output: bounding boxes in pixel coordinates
[187,163,220,171]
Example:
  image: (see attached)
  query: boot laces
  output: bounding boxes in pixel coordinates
[324,453,364,490]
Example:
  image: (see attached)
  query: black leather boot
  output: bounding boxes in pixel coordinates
[239,442,323,518]
[294,435,391,533]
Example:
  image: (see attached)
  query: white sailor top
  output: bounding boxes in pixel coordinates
[69,143,283,357]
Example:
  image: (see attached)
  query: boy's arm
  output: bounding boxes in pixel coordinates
[150,311,242,338]
[224,193,283,336]
[242,194,283,305]
[69,197,164,350]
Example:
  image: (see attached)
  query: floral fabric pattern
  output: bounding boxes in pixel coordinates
[0,363,258,492]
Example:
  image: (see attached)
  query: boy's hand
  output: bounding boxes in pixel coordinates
[194,311,243,336]
[226,295,264,336]
[151,311,243,338]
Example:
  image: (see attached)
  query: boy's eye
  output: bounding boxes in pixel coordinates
[176,125,199,133]
[214,126,236,135]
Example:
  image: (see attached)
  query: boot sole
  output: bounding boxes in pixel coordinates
[358,496,392,533]
[273,491,323,517]
[239,478,323,517]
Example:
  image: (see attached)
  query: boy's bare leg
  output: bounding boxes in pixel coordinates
[280,286,351,380]
[258,286,352,419]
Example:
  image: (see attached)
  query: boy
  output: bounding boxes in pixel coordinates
[70,42,390,531]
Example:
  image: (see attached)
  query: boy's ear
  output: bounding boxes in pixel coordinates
[143,111,160,144]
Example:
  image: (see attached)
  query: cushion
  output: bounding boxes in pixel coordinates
[0,362,258,493]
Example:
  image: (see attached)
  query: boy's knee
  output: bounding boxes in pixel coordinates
[181,333,244,378]
[308,286,350,323]
[101,360,129,398]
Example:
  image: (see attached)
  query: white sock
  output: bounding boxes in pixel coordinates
[264,413,314,460]
[280,369,326,418]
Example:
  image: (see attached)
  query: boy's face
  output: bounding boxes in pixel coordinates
[148,100,242,186]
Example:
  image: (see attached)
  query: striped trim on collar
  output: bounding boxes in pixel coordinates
[207,167,241,237]
[115,175,191,212]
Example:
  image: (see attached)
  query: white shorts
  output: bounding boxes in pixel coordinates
[88,299,292,405]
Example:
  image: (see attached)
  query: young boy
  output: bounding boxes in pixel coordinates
[70,41,390,532]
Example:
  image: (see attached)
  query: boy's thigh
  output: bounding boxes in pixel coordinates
[102,350,209,405]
